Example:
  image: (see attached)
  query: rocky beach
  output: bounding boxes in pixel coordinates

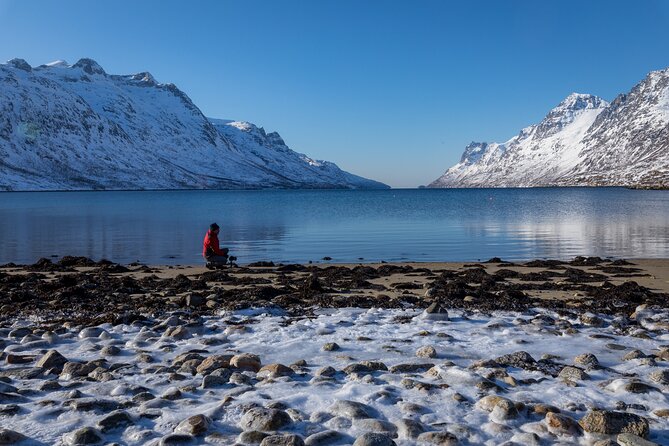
[0,256,668,445]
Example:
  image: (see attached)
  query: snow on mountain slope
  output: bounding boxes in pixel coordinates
[0,58,387,191]
[430,68,669,188]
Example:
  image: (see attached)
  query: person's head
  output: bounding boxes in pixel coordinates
[209,223,220,234]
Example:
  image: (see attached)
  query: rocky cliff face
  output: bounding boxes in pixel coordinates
[430,68,669,188]
[0,58,387,191]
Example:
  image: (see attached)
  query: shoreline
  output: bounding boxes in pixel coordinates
[2,256,668,326]
[0,255,668,444]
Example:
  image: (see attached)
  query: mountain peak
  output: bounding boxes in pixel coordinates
[6,58,31,72]
[555,93,607,112]
[43,60,70,68]
[72,58,106,75]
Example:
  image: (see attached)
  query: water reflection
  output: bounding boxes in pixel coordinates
[0,188,668,264]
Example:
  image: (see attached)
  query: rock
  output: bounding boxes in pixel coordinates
[329,400,376,419]
[510,432,541,445]
[395,419,426,439]
[649,370,669,385]
[353,418,397,435]
[416,346,437,358]
[558,366,589,381]
[322,342,340,351]
[60,362,97,379]
[579,410,649,438]
[316,366,337,377]
[260,434,305,446]
[342,362,388,374]
[5,354,34,364]
[36,349,68,371]
[240,407,291,431]
[231,353,262,372]
[617,433,659,446]
[202,369,232,388]
[175,414,212,436]
[416,431,458,445]
[185,294,204,307]
[159,434,195,445]
[162,387,182,400]
[63,427,103,445]
[0,404,19,415]
[0,428,27,445]
[624,381,659,394]
[68,398,121,412]
[653,408,669,418]
[304,430,347,445]
[196,355,232,374]
[258,363,294,378]
[574,353,600,370]
[475,395,513,412]
[238,430,270,444]
[97,410,133,432]
[164,326,190,340]
[580,313,605,327]
[623,350,647,361]
[422,302,449,321]
[79,327,106,339]
[388,363,434,373]
[545,412,582,436]
[101,345,121,356]
[352,433,396,446]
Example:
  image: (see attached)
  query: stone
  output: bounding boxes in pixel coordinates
[623,350,647,361]
[322,342,340,351]
[395,419,426,439]
[352,433,396,446]
[79,327,106,339]
[164,326,190,340]
[202,369,232,388]
[185,294,204,307]
[162,387,182,400]
[0,428,27,445]
[97,410,133,432]
[175,414,212,436]
[316,366,337,377]
[416,346,437,358]
[558,366,589,381]
[258,363,294,378]
[329,400,376,419]
[5,354,34,364]
[260,434,305,446]
[574,353,599,370]
[416,431,458,445]
[60,362,97,379]
[653,409,669,418]
[238,430,270,444]
[388,363,434,373]
[240,407,291,431]
[304,430,347,445]
[101,345,121,356]
[159,434,195,445]
[475,395,513,412]
[422,302,449,321]
[196,355,232,375]
[624,381,659,394]
[342,362,388,374]
[63,427,103,445]
[494,351,536,369]
[545,412,581,436]
[579,410,649,438]
[68,398,121,412]
[231,353,262,372]
[36,349,68,371]
[649,370,669,385]
[580,313,604,327]
[617,433,659,446]
[353,418,397,435]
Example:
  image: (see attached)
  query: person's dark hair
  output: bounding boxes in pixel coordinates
[209,223,220,231]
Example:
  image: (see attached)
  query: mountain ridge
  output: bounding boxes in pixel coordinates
[0,58,388,191]
[429,68,669,188]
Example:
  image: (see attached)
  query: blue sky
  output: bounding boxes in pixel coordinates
[1,0,668,187]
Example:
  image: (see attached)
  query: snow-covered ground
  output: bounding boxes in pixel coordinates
[1,307,667,445]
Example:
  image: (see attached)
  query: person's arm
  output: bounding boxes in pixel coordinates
[212,235,227,256]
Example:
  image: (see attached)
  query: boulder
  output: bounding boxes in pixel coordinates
[62,427,103,445]
[329,400,376,419]
[231,353,262,372]
[240,407,291,431]
[352,433,396,446]
[579,410,649,438]
[36,349,68,371]
[260,434,306,446]
[175,414,212,436]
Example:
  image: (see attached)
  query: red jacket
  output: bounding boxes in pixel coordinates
[203,230,226,257]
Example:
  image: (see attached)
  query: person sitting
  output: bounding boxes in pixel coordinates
[203,223,229,268]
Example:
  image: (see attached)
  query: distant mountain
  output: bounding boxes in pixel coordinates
[0,58,388,190]
[430,68,669,188]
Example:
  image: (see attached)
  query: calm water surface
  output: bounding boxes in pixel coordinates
[0,188,668,265]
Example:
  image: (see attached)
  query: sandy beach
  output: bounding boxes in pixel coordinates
[0,256,668,445]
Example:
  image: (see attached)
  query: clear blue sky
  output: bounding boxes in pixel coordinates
[1,1,668,187]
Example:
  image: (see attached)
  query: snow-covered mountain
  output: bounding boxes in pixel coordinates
[0,58,387,190]
[430,68,669,188]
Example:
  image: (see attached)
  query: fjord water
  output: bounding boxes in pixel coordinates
[0,188,668,265]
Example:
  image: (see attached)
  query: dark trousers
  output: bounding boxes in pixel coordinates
[205,249,229,264]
